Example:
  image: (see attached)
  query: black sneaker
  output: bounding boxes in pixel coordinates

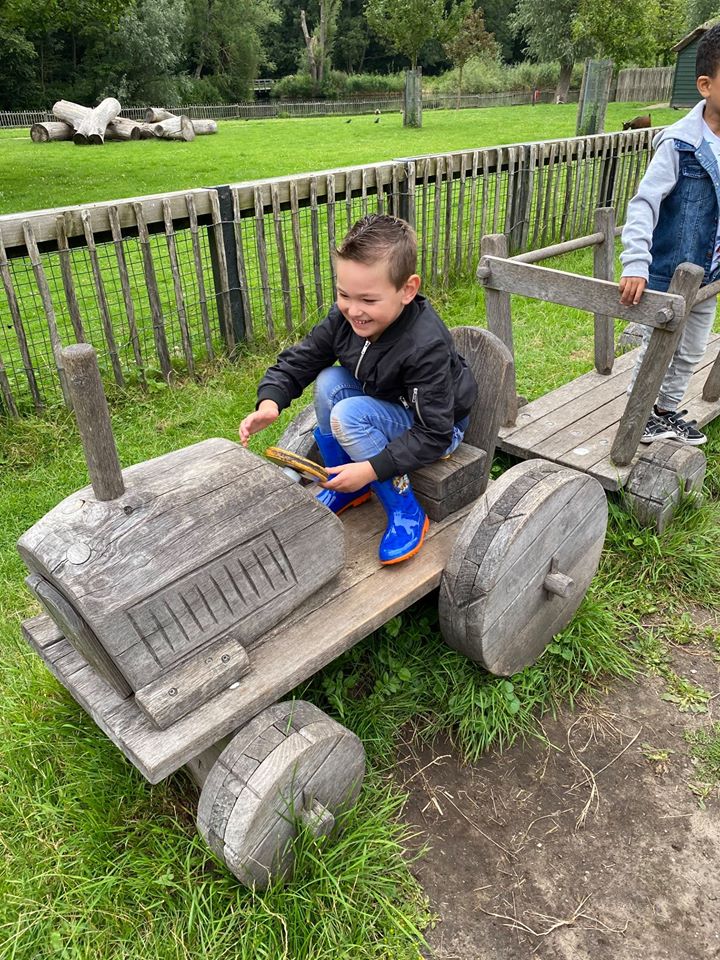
[665,409,707,445]
[640,411,676,444]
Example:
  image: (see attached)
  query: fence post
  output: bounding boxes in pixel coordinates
[576,59,614,137]
[479,233,518,426]
[207,184,246,348]
[593,206,616,374]
[403,68,422,128]
[508,144,532,255]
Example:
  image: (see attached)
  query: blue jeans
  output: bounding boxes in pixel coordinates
[313,366,468,465]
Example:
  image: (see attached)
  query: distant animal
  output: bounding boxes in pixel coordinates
[374,109,381,115]
[374,117,380,124]
[345,119,352,124]
[622,114,651,130]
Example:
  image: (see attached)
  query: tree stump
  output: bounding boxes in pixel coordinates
[403,68,422,128]
[624,440,706,532]
[439,459,608,674]
[194,700,365,888]
[30,121,74,143]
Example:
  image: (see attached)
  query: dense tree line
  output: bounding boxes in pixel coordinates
[0,0,714,110]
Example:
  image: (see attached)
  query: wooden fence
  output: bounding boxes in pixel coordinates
[0,89,578,129]
[0,127,654,417]
[614,67,674,104]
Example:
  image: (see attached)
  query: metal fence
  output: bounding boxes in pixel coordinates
[615,67,674,104]
[0,127,653,417]
[0,89,579,129]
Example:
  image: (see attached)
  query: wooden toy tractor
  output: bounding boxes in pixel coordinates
[18,332,607,888]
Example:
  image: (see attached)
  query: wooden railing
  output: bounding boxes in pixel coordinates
[614,66,674,104]
[0,127,654,417]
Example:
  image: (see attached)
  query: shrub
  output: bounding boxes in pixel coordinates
[272,70,405,101]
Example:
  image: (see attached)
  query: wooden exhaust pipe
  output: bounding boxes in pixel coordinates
[61,344,125,501]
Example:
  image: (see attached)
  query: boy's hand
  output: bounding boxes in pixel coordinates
[321,461,377,492]
[619,276,647,305]
[238,400,279,447]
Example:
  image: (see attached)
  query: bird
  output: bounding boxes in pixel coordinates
[374,117,380,124]
[374,109,381,115]
[345,119,352,124]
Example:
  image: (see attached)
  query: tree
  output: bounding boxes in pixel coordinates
[365,0,462,70]
[300,0,341,85]
[511,0,587,101]
[443,7,497,104]
[573,0,661,67]
[687,0,720,29]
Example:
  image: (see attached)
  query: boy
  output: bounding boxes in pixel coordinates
[239,214,478,565]
[620,24,720,446]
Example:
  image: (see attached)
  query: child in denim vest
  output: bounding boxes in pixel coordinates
[239,214,478,565]
[620,24,720,445]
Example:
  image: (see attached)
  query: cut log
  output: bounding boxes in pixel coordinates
[30,121,74,143]
[74,97,121,145]
[191,119,218,135]
[145,107,176,123]
[52,99,88,128]
[105,117,142,141]
[140,116,195,141]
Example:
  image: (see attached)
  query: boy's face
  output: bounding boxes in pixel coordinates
[336,257,420,342]
[698,70,720,117]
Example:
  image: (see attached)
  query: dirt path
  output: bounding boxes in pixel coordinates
[399,615,720,959]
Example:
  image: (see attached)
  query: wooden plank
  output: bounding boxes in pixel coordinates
[492,148,502,232]
[0,228,43,410]
[108,206,145,382]
[289,181,307,327]
[432,156,443,281]
[512,231,604,265]
[253,186,274,339]
[611,263,704,465]
[134,202,172,380]
[326,172,337,302]
[185,193,215,358]
[208,191,235,353]
[161,199,194,376]
[479,234,517,427]
[455,152,467,273]
[309,176,324,313]
[569,138,585,238]
[406,160,416,229]
[55,215,85,342]
[531,142,546,249]
[22,220,72,407]
[466,150,480,272]
[560,140,574,241]
[391,163,400,219]
[361,167,369,218]
[345,170,354,230]
[477,257,687,330]
[593,206,616,375]
[80,210,125,387]
[420,159,430,278]
[374,165,385,214]
[230,193,253,341]
[270,184,293,335]
[549,141,564,245]
[504,144,518,237]
[23,501,469,782]
[480,149,490,246]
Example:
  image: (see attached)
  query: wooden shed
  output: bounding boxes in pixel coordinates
[671,18,720,108]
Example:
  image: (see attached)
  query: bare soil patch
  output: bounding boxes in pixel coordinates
[399,612,720,959]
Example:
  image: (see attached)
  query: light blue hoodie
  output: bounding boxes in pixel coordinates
[620,99,720,289]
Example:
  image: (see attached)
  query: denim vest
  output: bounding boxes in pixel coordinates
[648,138,720,292]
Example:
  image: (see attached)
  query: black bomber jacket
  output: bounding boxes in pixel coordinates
[256,294,478,482]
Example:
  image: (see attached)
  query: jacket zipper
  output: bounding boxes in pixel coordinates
[354,339,371,379]
[412,388,426,427]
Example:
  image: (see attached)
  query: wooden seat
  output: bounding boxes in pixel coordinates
[411,326,514,519]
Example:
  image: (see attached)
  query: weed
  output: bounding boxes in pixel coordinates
[685,723,720,805]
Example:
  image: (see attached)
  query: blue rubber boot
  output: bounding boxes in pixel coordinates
[312,427,371,515]
[370,475,429,565]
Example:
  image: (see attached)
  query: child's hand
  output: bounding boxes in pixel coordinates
[619,276,647,305]
[321,461,377,492]
[238,400,279,447]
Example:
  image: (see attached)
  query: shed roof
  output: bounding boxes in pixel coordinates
[671,17,720,53]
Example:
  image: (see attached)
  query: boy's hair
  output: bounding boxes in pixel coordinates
[336,214,417,289]
[696,23,720,79]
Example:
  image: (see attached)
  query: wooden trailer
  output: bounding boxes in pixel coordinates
[18,334,608,889]
[476,207,720,531]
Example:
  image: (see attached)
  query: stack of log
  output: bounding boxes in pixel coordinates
[30,100,218,145]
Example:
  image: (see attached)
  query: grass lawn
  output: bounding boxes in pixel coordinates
[0,101,681,215]
[2,104,720,959]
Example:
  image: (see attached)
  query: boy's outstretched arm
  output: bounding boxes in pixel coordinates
[238,399,279,447]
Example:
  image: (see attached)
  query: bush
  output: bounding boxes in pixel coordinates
[428,58,584,95]
[272,70,405,101]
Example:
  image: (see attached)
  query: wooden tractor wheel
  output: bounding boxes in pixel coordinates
[439,459,608,675]
[196,701,365,888]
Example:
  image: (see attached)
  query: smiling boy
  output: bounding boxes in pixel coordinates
[239,214,478,565]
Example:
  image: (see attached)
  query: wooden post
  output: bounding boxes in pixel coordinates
[62,344,125,501]
[702,347,720,402]
[207,185,246,347]
[479,233,518,426]
[576,59,614,137]
[403,68,422,128]
[611,263,704,467]
[593,206,616,374]
[508,144,532,255]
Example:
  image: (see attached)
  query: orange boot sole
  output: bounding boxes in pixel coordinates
[335,490,372,515]
[379,514,430,565]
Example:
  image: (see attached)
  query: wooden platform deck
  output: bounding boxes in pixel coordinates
[498,334,720,491]
[22,499,469,784]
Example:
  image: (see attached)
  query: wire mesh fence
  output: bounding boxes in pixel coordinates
[0,127,653,417]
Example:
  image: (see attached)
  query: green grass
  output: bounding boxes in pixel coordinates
[2,102,719,958]
[0,102,681,215]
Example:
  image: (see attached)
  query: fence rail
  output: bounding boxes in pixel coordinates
[0,127,653,417]
[615,66,674,104]
[0,89,579,129]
